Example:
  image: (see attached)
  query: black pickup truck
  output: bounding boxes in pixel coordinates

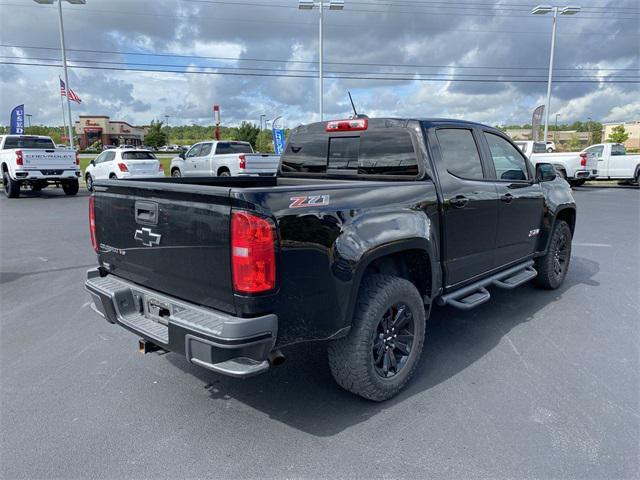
[86,118,576,401]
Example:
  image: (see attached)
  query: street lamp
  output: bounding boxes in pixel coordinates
[555,113,560,143]
[164,114,170,147]
[531,4,580,144]
[259,114,266,152]
[298,0,345,121]
[33,0,86,150]
[26,114,32,128]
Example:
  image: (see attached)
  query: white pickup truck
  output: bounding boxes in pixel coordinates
[169,140,279,177]
[1,135,80,198]
[583,143,640,185]
[515,140,598,187]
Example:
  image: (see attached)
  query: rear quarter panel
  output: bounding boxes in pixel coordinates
[232,181,440,347]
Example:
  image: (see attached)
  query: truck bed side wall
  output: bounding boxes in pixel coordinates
[232,181,441,347]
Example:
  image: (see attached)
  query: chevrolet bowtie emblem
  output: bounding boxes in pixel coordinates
[134,227,161,247]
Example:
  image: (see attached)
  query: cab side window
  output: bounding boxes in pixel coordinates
[484,132,529,181]
[436,128,484,180]
[199,143,213,156]
[187,144,202,158]
[611,144,626,156]
[585,145,604,158]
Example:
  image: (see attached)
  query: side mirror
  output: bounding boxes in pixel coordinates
[179,152,185,160]
[536,162,556,182]
[90,160,95,166]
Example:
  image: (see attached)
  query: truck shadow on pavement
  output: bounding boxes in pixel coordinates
[167,255,600,437]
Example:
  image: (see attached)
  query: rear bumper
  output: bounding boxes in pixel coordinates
[12,169,80,181]
[85,268,277,378]
[573,169,598,179]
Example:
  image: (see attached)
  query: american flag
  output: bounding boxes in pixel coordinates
[59,78,82,104]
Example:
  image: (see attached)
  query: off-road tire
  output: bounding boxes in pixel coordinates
[218,169,230,177]
[3,171,20,198]
[534,220,572,289]
[62,179,79,196]
[171,168,181,178]
[328,274,427,402]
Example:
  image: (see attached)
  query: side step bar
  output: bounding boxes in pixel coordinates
[438,260,537,310]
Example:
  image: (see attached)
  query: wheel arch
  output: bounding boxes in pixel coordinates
[217,166,230,176]
[343,239,440,334]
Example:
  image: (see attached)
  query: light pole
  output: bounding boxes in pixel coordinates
[531,4,580,144]
[34,0,85,150]
[26,114,32,128]
[555,113,559,143]
[298,0,344,121]
[259,114,266,152]
[164,114,170,147]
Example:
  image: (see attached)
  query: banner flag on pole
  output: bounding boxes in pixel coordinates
[531,105,545,142]
[60,78,82,104]
[272,128,286,155]
[10,104,25,134]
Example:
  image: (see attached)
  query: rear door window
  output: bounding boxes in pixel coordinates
[104,151,116,162]
[199,143,213,156]
[611,144,626,156]
[435,129,484,179]
[585,145,604,158]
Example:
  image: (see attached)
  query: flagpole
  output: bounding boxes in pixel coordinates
[59,77,67,146]
[56,0,75,150]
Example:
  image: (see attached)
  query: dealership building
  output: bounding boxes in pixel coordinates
[74,115,148,149]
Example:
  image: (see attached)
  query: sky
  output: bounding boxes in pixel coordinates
[0,0,638,129]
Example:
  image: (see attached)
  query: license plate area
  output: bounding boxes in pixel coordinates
[144,296,173,325]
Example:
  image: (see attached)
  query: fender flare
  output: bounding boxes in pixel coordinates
[343,238,441,330]
[540,205,576,253]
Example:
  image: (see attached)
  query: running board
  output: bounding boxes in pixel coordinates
[438,261,537,311]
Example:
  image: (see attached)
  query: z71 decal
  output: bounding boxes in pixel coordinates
[289,195,330,209]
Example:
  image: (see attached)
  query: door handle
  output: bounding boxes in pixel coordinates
[500,193,514,204]
[450,195,469,208]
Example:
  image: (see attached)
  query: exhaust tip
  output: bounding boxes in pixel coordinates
[268,349,286,366]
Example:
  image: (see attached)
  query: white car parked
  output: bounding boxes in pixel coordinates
[84,149,164,191]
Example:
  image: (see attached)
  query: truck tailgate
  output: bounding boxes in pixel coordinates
[93,181,236,313]
[22,149,76,170]
[244,154,279,174]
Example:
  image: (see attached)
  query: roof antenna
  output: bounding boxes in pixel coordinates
[348,91,368,119]
[348,91,358,118]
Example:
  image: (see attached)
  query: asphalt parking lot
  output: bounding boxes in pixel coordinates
[1,185,638,479]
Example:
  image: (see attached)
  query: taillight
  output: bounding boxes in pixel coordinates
[239,154,246,169]
[231,211,276,294]
[579,153,587,167]
[117,162,129,172]
[326,118,368,132]
[15,150,23,166]
[75,151,80,165]
[89,195,98,252]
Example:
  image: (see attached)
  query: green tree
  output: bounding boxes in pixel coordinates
[567,134,582,151]
[144,120,168,148]
[235,121,260,148]
[607,124,629,144]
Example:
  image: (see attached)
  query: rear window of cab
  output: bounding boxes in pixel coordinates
[281,128,419,177]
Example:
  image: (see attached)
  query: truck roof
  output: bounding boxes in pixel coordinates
[296,117,500,131]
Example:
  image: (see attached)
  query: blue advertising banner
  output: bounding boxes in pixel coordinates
[10,104,25,134]
[272,128,286,155]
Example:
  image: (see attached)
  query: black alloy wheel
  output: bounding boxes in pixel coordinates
[552,228,570,279]
[372,303,415,378]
